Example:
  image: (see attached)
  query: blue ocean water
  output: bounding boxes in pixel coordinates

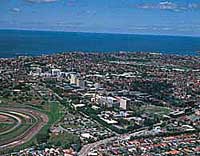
[0,29,200,58]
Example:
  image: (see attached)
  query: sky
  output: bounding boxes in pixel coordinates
[0,0,200,36]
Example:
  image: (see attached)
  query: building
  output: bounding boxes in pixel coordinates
[94,83,101,89]
[70,74,77,84]
[107,96,119,108]
[51,69,61,77]
[94,95,119,108]
[76,78,86,89]
[120,97,131,110]
[30,67,42,76]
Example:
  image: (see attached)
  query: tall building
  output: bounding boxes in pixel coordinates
[70,74,77,84]
[120,97,131,110]
[76,78,86,89]
[94,95,119,108]
[70,74,86,89]
[107,96,119,108]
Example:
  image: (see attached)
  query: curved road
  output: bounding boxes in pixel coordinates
[78,128,147,156]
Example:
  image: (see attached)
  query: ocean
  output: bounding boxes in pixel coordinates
[0,29,200,58]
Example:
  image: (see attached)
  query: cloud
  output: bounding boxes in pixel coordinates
[127,25,174,32]
[136,1,200,12]
[25,0,59,3]
[123,24,200,35]
[159,1,177,10]
[66,0,76,7]
[12,8,21,13]
[55,21,84,27]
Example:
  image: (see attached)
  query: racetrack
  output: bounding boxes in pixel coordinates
[0,107,48,151]
[0,111,22,135]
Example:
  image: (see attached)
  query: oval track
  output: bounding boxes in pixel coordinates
[0,107,48,151]
[0,112,22,135]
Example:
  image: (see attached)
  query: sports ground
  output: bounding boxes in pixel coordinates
[0,107,48,151]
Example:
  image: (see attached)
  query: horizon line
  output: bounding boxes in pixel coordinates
[0,28,200,39]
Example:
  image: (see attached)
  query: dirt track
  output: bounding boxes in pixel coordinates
[0,107,48,151]
[0,112,22,135]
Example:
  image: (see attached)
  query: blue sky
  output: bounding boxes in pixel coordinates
[0,0,200,36]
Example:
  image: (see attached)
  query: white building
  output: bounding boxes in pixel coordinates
[93,95,119,108]
[120,97,131,110]
[51,69,61,77]
[30,67,42,76]
[70,74,77,84]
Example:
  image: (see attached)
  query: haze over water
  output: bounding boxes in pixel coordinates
[0,29,200,58]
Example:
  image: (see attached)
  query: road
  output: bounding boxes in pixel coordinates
[78,128,147,156]
[79,136,117,156]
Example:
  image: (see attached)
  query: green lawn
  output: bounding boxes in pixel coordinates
[48,132,81,149]
[0,124,30,144]
[0,123,15,133]
[141,105,172,116]
[62,124,80,129]
[31,101,64,144]
[47,102,64,124]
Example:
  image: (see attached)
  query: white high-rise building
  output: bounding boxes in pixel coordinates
[120,97,131,110]
[70,74,77,84]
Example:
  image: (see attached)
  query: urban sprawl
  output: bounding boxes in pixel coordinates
[0,52,199,156]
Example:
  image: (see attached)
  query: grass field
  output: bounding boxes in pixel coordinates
[0,123,15,133]
[48,132,81,149]
[0,124,30,145]
[141,105,172,116]
[0,100,64,154]
[33,101,64,144]
[0,108,38,147]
